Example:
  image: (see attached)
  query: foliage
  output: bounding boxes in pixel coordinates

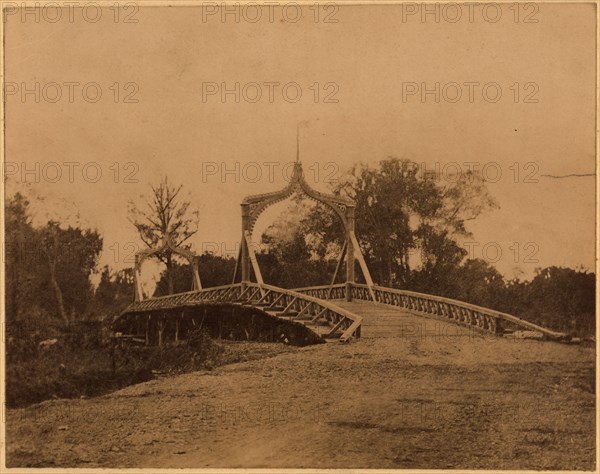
[259,221,334,288]
[5,193,104,329]
[94,266,135,317]
[38,221,103,323]
[153,253,236,296]
[187,326,224,368]
[499,267,595,336]
[6,319,225,408]
[336,158,498,286]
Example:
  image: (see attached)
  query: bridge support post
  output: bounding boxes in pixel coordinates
[345,207,355,302]
[191,258,202,290]
[157,315,166,348]
[145,316,150,346]
[241,203,251,286]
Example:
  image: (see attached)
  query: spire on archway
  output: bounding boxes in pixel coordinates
[242,123,353,231]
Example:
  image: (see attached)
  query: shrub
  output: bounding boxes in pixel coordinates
[187,327,224,368]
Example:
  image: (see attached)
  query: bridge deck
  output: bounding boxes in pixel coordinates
[334,300,475,339]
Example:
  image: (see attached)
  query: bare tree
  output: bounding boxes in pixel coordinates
[128,177,199,294]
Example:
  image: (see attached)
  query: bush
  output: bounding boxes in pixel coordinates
[64,320,107,350]
[187,327,224,369]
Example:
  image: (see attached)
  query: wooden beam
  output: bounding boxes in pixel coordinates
[326,315,347,338]
[256,289,272,304]
[244,287,261,303]
[158,317,165,347]
[282,296,298,314]
[232,239,242,284]
[243,231,266,297]
[192,258,202,290]
[311,306,328,323]
[349,231,377,303]
[329,241,347,299]
[236,285,252,301]
[296,303,311,318]
[267,293,285,309]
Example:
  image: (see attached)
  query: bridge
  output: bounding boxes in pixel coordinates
[114,159,569,345]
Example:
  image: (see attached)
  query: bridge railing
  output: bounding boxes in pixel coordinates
[242,283,362,342]
[295,283,569,340]
[120,283,245,313]
[292,284,347,301]
[118,282,362,342]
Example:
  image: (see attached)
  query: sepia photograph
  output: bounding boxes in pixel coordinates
[1,1,597,471]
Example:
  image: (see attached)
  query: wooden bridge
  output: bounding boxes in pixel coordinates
[115,281,569,345]
[114,158,569,345]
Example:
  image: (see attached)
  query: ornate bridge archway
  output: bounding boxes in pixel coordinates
[236,159,376,302]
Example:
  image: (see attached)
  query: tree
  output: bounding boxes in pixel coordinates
[39,221,103,323]
[5,193,39,323]
[409,226,468,295]
[446,258,506,307]
[40,222,69,324]
[527,267,595,334]
[333,158,498,287]
[128,177,199,294]
[255,199,339,288]
[337,159,416,286]
[5,192,103,330]
[93,266,135,317]
[153,253,237,296]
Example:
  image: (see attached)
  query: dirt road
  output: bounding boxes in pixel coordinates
[6,318,595,470]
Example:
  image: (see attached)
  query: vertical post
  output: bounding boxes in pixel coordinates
[329,241,347,299]
[158,317,165,348]
[241,203,251,288]
[232,243,241,284]
[191,258,202,290]
[134,254,144,302]
[244,230,265,287]
[145,316,150,346]
[345,206,355,302]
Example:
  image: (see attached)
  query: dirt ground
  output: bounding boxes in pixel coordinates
[5,325,595,470]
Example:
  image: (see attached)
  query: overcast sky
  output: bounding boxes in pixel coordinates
[4,3,596,283]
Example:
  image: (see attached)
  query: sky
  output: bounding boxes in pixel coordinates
[4,2,597,285]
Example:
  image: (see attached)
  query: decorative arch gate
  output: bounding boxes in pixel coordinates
[132,235,202,302]
[234,160,376,302]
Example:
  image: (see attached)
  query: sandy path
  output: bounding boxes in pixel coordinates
[6,322,594,470]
